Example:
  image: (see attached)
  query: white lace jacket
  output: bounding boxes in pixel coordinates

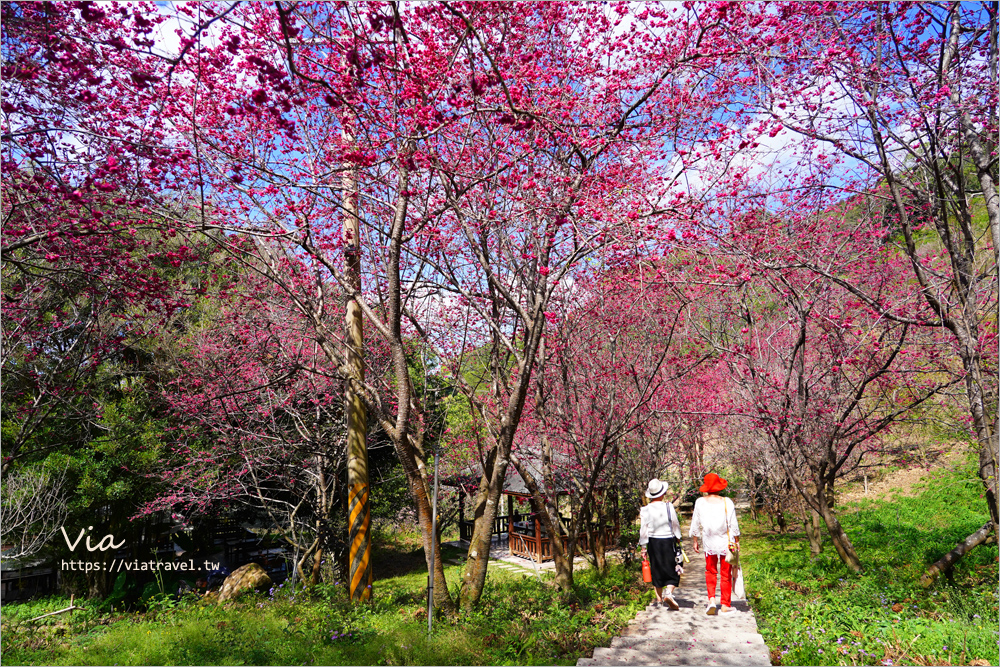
[688,497,740,556]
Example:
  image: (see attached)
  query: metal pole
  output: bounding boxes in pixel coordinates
[428,446,440,635]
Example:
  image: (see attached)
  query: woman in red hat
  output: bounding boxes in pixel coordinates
[689,472,740,615]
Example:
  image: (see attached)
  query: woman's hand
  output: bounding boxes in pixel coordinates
[692,538,700,554]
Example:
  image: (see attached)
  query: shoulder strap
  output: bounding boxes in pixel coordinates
[725,498,732,543]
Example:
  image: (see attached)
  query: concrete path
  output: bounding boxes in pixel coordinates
[577,538,771,666]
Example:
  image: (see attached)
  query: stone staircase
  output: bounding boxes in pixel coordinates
[578,538,772,666]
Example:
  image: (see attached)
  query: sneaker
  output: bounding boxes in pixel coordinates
[651,600,659,609]
[706,604,717,615]
[719,606,736,614]
[663,595,679,610]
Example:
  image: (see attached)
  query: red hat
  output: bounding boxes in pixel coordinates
[699,473,728,494]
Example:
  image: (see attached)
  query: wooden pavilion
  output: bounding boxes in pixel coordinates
[441,458,620,563]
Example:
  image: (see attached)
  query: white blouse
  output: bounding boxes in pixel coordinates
[638,501,682,545]
[688,496,740,556]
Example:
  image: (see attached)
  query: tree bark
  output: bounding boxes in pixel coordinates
[802,504,823,555]
[459,448,505,607]
[591,519,608,573]
[459,311,547,608]
[310,546,323,587]
[394,435,455,614]
[920,521,995,587]
[774,506,788,534]
[510,455,575,594]
[342,114,371,603]
[815,486,862,573]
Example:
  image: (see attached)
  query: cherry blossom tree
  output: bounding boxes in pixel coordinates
[396,1,752,605]
[2,2,205,475]
[690,198,956,572]
[146,0,748,608]
[733,2,998,553]
[507,269,687,591]
[146,264,395,586]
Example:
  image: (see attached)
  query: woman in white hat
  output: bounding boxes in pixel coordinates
[639,478,683,609]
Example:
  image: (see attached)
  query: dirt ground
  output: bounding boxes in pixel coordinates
[838,443,974,505]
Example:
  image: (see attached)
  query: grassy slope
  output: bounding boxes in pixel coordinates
[1,534,652,666]
[743,453,999,666]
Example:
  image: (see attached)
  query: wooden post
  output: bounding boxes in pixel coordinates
[534,514,541,564]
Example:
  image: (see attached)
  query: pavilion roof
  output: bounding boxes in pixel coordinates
[440,454,582,496]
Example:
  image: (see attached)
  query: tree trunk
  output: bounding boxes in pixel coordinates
[548,512,574,594]
[407,452,455,614]
[510,455,575,593]
[592,522,608,573]
[960,6,1000,524]
[551,531,574,594]
[801,504,823,555]
[587,492,608,573]
[459,448,508,608]
[310,547,323,586]
[775,507,787,534]
[85,555,111,598]
[979,438,999,525]
[955,334,999,525]
[920,521,995,587]
[342,114,372,604]
[815,490,862,573]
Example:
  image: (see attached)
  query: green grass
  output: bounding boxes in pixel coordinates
[743,455,999,666]
[1,531,652,666]
[6,457,996,666]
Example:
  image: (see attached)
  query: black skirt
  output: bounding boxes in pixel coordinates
[647,536,680,587]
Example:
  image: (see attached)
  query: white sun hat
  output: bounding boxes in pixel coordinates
[645,478,669,499]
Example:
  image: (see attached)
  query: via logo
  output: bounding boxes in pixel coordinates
[61,526,125,552]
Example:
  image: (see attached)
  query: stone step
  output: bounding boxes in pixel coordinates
[633,605,756,618]
[590,646,771,666]
[576,535,771,666]
[627,616,759,632]
[635,605,756,616]
[614,630,765,645]
[597,641,769,654]
[639,601,755,613]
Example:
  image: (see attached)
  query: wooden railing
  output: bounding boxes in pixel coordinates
[458,520,475,542]
[458,512,530,543]
[457,513,619,563]
[508,521,619,562]
[510,531,554,561]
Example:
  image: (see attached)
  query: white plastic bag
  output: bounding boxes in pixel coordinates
[733,566,746,599]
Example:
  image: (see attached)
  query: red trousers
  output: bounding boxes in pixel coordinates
[704,554,732,606]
